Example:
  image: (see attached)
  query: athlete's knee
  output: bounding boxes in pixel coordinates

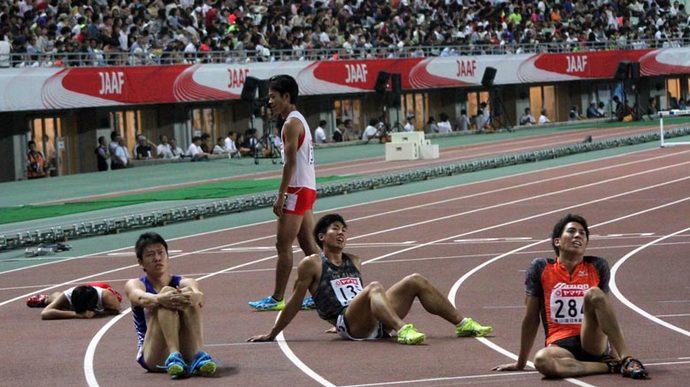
[534,349,559,378]
[584,287,608,308]
[365,281,386,295]
[402,273,430,288]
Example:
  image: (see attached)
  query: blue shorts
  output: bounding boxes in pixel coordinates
[136,345,150,371]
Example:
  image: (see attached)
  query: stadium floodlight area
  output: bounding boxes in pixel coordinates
[659,109,690,147]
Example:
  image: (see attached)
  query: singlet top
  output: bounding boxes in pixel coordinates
[64,286,105,313]
[131,275,182,348]
[312,253,364,324]
[281,110,315,190]
[525,256,609,345]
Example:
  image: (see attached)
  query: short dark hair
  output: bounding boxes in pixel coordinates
[551,214,589,255]
[135,232,168,260]
[319,120,327,126]
[313,213,347,248]
[269,74,299,104]
[71,285,99,314]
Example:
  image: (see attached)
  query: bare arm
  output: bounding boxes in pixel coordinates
[41,293,85,320]
[493,295,541,371]
[248,256,317,342]
[273,117,302,217]
[124,278,191,311]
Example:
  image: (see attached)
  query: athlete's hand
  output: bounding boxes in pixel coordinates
[324,327,336,334]
[247,333,275,342]
[492,362,524,372]
[76,310,95,319]
[273,193,286,217]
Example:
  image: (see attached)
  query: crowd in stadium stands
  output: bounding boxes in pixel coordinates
[1,0,690,68]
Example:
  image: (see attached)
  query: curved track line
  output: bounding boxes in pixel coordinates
[83,161,690,385]
[610,226,690,338]
[446,198,690,386]
[4,147,685,277]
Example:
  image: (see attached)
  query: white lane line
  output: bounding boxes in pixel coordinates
[655,313,690,318]
[5,145,689,278]
[447,197,690,387]
[338,371,539,387]
[610,226,690,338]
[79,153,690,386]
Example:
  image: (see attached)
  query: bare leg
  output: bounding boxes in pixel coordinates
[344,282,405,337]
[273,214,303,300]
[581,287,629,359]
[534,347,609,378]
[296,210,318,256]
[386,273,462,325]
[178,303,205,361]
[142,287,182,369]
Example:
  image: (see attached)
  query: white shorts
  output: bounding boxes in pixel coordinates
[335,313,387,341]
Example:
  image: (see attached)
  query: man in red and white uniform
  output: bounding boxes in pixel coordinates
[248,74,319,311]
[494,214,648,379]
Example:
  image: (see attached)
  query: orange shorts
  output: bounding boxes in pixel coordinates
[283,187,317,216]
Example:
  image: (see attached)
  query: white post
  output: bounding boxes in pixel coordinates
[660,115,665,148]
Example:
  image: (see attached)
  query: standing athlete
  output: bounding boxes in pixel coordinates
[493,214,648,379]
[248,74,319,311]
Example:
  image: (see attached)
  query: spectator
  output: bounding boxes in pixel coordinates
[332,120,344,142]
[437,113,452,133]
[156,135,174,159]
[539,108,551,124]
[27,140,48,179]
[169,138,184,159]
[343,119,357,141]
[223,131,239,157]
[314,120,327,144]
[457,109,470,132]
[586,102,603,118]
[362,118,380,143]
[199,133,211,153]
[569,105,583,121]
[404,114,415,132]
[186,136,209,161]
[475,102,491,132]
[425,116,439,134]
[134,135,155,160]
[95,136,109,171]
[212,137,227,155]
[519,107,537,125]
[111,136,130,169]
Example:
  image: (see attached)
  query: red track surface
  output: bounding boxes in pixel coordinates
[2,142,690,387]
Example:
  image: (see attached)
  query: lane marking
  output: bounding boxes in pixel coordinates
[610,226,690,338]
[339,371,539,387]
[5,146,689,277]
[655,313,690,318]
[447,197,690,387]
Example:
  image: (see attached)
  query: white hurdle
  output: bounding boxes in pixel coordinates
[658,109,690,147]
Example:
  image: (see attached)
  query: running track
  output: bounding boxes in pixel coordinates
[1,143,690,386]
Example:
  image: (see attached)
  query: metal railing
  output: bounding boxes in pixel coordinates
[1,38,687,69]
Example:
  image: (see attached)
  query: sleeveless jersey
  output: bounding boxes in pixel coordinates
[525,256,610,345]
[313,253,364,324]
[131,275,182,348]
[64,286,106,313]
[281,110,315,190]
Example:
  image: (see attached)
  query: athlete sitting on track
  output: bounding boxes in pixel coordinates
[248,213,493,345]
[493,214,648,379]
[27,282,122,320]
[124,232,217,379]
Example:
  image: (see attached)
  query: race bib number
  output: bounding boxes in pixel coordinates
[330,277,363,306]
[550,284,586,324]
[284,192,297,211]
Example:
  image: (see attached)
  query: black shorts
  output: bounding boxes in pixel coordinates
[551,336,610,362]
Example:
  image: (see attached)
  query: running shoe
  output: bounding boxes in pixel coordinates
[397,323,426,345]
[456,317,493,337]
[162,351,187,379]
[248,296,285,311]
[301,296,316,310]
[189,351,217,377]
[26,294,49,308]
[621,356,648,379]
